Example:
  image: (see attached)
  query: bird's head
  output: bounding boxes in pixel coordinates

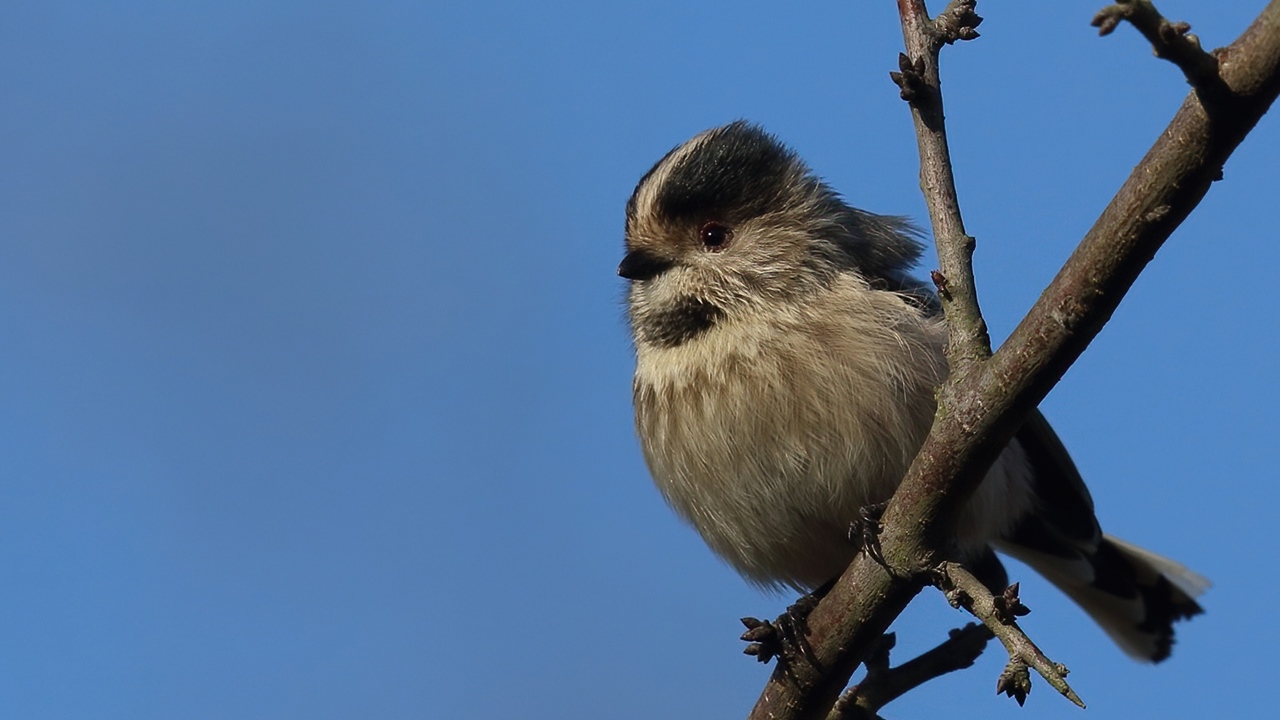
[620,122,925,349]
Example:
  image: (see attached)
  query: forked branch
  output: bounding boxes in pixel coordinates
[746,2,1280,718]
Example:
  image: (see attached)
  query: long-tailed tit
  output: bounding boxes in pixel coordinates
[619,122,1207,661]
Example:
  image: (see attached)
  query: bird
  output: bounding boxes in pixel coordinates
[618,121,1208,662]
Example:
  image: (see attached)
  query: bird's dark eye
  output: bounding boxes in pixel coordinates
[699,222,732,251]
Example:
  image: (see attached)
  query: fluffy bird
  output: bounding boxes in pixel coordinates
[619,121,1207,662]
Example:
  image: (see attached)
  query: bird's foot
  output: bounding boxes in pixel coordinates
[740,580,833,669]
[848,501,890,570]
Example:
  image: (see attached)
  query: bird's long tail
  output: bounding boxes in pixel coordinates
[995,411,1209,662]
[997,533,1209,661]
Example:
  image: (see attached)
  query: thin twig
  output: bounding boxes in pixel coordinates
[827,624,993,720]
[892,0,991,369]
[933,0,983,47]
[936,563,1084,708]
[1092,0,1224,94]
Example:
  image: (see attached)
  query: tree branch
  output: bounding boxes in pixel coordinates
[936,564,1083,708]
[827,624,993,720]
[746,2,1280,718]
[890,0,991,368]
[1092,0,1223,94]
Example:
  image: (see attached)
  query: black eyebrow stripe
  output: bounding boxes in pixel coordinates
[653,122,795,223]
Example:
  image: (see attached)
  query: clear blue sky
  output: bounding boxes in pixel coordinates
[1,1,1275,718]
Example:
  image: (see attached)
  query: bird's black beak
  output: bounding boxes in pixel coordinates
[618,248,674,281]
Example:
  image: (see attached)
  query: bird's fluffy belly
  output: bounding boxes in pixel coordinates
[633,320,937,589]
[633,312,1033,590]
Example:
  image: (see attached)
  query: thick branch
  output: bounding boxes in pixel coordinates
[827,624,993,720]
[937,564,1084,708]
[746,3,1280,718]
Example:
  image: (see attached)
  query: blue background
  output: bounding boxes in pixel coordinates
[1,1,1274,718]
